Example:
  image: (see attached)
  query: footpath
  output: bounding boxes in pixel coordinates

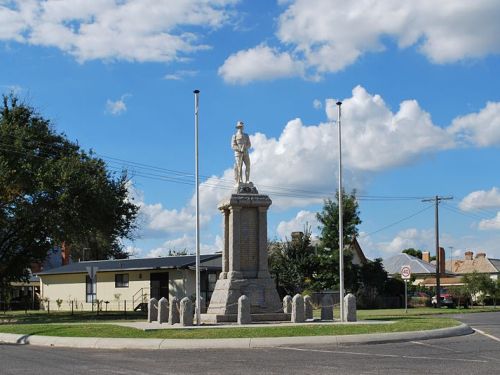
[0,323,473,350]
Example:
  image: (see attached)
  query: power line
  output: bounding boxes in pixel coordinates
[359,204,434,238]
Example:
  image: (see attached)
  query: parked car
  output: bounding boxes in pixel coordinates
[431,289,471,308]
[431,292,455,308]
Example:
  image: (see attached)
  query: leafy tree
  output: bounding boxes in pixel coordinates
[314,190,362,291]
[402,248,422,259]
[0,95,138,286]
[462,271,492,307]
[268,228,318,297]
[356,258,388,308]
[447,285,470,309]
[168,249,192,256]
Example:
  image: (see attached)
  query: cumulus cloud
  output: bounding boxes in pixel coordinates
[127,183,210,237]
[376,228,434,255]
[276,210,319,240]
[459,187,500,211]
[0,0,237,63]
[218,44,304,84]
[221,0,500,82]
[326,86,454,171]
[105,94,131,116]
[146,235,223,257]
[479,213,500,230]
[448,102,500,147]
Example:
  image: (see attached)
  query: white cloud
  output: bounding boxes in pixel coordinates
[376,228,434,255]
[220,0,500,82]
[313,99,322,110]
[146,234,223,257]
[459,187,500,211]
[164,70,198,81]
[218,44,304,84]
[326,86,454,171]
[105,94,130,116]
[0,0,238,63]
[478,212,500,230]
[276,210,319,240]
[448,102,500,147]
[127,183,209,237]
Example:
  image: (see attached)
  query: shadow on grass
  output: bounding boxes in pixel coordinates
[0,311,147,325]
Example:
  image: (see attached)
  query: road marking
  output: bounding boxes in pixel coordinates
[277,347,488,363]
[474,328,500,343]
[410,340,460,352]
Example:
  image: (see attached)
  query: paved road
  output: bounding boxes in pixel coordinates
[1,312,499,375]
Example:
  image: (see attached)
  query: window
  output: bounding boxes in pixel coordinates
[115,273,129,288]
[86,275,96,303]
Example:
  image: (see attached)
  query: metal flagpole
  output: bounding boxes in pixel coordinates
[337,101,345,322]
[193,89,201,325]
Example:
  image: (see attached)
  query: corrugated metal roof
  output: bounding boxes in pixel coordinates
[37,254,222,275]
[489,258,500,272]
[382,253,436,275]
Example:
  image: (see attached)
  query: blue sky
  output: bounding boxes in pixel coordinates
[1,0,500,261]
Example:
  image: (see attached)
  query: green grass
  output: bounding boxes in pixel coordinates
[0,310,146,324]
[2,306,495,339]
[0,317,459,339]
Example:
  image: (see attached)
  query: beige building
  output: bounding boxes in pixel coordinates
[38,254,222,311]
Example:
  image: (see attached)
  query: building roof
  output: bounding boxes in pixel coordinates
[382,253,436,275]
[445,254,500,274]
[37,254,222,276]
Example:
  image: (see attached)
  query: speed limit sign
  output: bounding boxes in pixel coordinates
[401,265,411,280]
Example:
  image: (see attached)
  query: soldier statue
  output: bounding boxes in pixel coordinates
[232,121,251,184]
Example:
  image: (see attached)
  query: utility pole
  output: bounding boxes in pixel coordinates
[336,101,344,322]
[422,195,453,308]
[193,89,201,325]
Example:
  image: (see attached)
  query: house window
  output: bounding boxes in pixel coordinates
[86,275,96,303]
[115,273,129,288]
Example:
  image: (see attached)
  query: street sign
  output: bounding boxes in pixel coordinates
[401,265,411,280]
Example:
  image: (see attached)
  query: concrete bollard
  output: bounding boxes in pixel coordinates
[157,297,169,324]
[238,295,251,325]
[168,296,180,325]
[304,295,313,320]
[291,294,305,323]
[344,293,357,322]
[320,294,334,320]
[180,297,193,326]
[147,298,158,323]
[283,295,292,314]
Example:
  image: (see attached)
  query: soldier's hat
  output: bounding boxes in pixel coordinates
[236,121,244,128]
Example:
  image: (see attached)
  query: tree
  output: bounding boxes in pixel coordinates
[462,271,492,307]
[314,190,362,291]
[268,228,318,297]
[356,258,388,308]
[402,248,422,259]
[0,95,138,286]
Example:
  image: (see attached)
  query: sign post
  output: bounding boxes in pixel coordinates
[401,265,411,313]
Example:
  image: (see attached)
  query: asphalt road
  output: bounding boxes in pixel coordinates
[1,312,499,375]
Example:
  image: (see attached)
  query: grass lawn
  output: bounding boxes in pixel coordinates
[1,306,496,339]
[0,317,459,339]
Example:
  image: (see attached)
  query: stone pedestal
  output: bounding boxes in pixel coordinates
[202,186,285,323]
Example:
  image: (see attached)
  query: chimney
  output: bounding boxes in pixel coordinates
[439,247,446,275]
[422,251,430,263]
[476,252,486,259]
[464,250,473,261]
[61,242,71,266]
